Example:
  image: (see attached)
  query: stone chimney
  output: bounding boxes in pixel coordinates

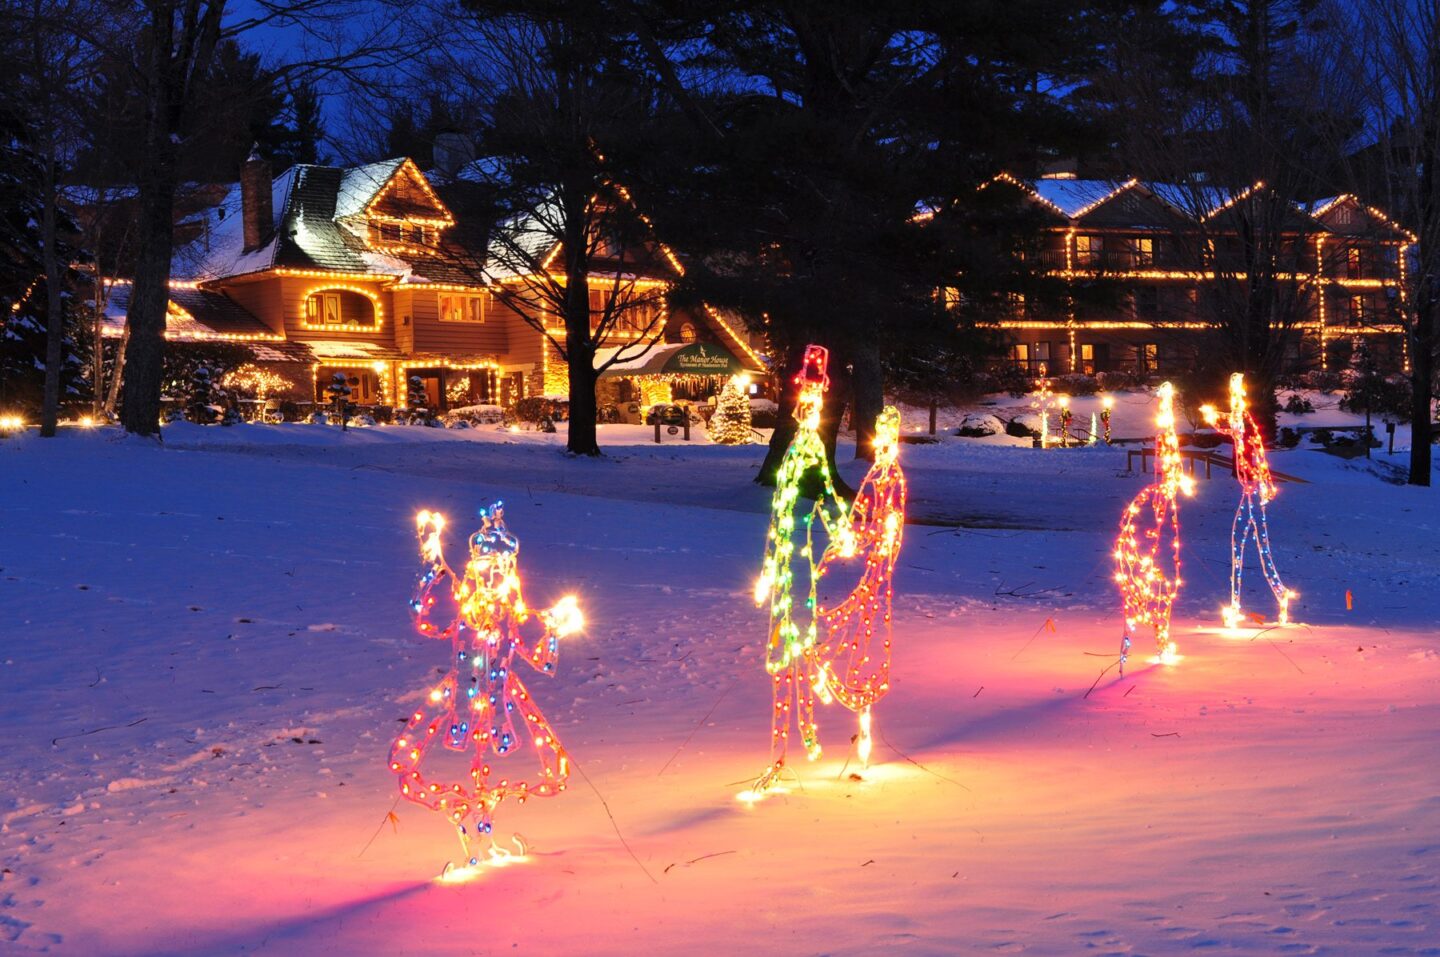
[241,144,272,252]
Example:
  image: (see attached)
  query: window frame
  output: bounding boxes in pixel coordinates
[439,293,487,324]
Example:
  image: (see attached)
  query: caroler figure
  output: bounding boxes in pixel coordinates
[815,404,907,770]
[1202,373,1297,628]
[389,504,583,875]
[751,344,854,795]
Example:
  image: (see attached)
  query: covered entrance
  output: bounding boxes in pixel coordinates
[595,341,764,423]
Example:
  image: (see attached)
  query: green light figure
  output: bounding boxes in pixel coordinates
[749,345,854,796]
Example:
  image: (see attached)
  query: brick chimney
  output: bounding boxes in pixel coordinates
[240,144,272,251]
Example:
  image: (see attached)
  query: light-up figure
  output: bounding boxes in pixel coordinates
[814,405,907,770]
[1201,373,1296,627]
[1032,364,1055,447]
[1114,382,1195,675]
[389,505,584,873]
[751,345,854,793]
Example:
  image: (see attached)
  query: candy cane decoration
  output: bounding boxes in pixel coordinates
[389,505,583,873]
[1201,373,1296,628]
[1114,382,1195,675]
[751,345,854,795]
[815,405,906,769]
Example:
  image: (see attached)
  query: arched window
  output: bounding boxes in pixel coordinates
[304,288,379,328]
[678,321,698,343]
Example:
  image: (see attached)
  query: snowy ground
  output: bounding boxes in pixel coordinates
[2,404,1437,956]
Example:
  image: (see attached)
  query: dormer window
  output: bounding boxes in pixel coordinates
[368,219,433,251]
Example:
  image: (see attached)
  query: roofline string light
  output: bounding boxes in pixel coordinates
[1114,381,1195,676]
[389,506,584,876]
[1201,373,1296,629]
[747,345,855,798]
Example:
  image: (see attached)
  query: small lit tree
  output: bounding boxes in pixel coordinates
[326,372,352,430]
[708,375,753,444]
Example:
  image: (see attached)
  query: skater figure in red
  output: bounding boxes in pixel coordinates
[1202,373,1296,628]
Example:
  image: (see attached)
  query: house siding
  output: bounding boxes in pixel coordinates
[409,290,508,356]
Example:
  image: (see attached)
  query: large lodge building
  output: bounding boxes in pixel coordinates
[101,158,1412,408]
[101,151,763,415]
[991,173,1415,378]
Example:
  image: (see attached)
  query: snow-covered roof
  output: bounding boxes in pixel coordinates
[335,159,407,219]
[484,197,564,281]
[1146,183,1246,219]
[305,340,404,361]
[1030,179,1132,218]
[102,281,279,341]
[170,159,478,286]
[171,169,294,281]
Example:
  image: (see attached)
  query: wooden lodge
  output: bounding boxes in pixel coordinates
[988,173,1414,377]
[100,151,764,417]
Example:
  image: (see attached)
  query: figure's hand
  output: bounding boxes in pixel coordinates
[542,595,584,638]
[1199,404,1218,426]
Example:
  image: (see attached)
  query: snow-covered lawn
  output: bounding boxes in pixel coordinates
[1,419,1437,955]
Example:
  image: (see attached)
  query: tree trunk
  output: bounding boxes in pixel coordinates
[39,151,64,437]
[92,270,106,417]
[850,336,884,460]
[1410,292,1434,486]
[755,342,804,485]
[566,342,600,456]
[105,326,128,414]
[120,138,179,435]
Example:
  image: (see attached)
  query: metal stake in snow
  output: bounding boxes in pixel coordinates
[1114,382,1194,675]
[748,345,854,797]
[388,505,584,875]
[1201,373,1298,629]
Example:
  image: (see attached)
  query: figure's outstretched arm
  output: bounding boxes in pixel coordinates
[515,595,584,674]
[413,511,457,641]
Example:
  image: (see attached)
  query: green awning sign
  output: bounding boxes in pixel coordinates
[665,343,742,375]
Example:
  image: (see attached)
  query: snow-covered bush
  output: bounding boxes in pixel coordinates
[444,404,505,427]
[1282,393,1314,414]
[1055,373,1099,396]
[1096,369,1143,391]
[1006,412,1042,438]
[956,412,1004,437]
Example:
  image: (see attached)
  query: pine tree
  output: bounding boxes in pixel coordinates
[0,108,85,420]
[708,376,753,444]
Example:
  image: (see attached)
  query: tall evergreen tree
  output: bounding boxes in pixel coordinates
[0,107,85,418]
[628,1,1111,480]
[1100,0,1360,436]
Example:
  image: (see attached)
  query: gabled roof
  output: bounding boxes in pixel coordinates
[335,159,408,219]
[1306,194,1416,241]
[1146,182,1248,220]
[1030,179,1135,219]
[172,158,468,286]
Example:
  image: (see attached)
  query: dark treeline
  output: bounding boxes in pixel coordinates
[2,0,1438,485]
